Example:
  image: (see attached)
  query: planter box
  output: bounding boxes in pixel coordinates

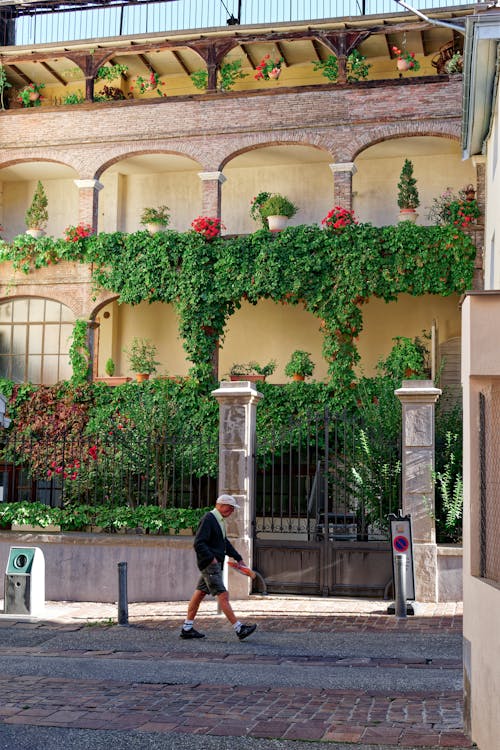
[94,377,132,386]
[11,523,61,532]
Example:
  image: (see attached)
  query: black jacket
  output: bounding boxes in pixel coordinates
[194,511,242,571]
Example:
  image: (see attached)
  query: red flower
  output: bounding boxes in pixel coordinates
[191,216,225,240]
[321,206,358,231]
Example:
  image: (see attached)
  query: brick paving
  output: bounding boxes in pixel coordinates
[0,598,470,747]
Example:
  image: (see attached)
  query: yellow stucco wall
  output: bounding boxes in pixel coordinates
[1,177,79,240]
[96,300,190,378]
[97,293,462,382]
[354,143,476,227]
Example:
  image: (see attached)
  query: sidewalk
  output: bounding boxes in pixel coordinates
[0,596,469,750]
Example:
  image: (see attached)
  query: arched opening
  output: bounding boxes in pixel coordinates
[222,143,333,234]
[354,136,475,226]
[220,299,327,383]
[98,152,203,233]
[0,297,75,384]
[0,161,79,240]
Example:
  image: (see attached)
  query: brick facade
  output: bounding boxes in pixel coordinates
[0,78,462,181]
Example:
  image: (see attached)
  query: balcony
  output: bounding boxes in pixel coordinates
[0,1,476,46]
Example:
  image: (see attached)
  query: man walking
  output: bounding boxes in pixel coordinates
[181,494,257,641]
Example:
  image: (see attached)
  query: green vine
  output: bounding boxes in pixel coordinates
[69,320,91,385]
[0,222,476,404]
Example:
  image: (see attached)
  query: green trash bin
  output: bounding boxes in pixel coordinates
[4,546,45,616]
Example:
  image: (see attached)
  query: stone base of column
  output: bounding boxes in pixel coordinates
[413,542,438,602]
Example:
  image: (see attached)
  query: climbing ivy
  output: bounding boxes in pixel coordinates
[0,222,476,405]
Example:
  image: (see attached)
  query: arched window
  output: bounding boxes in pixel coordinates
[0,298,75,384]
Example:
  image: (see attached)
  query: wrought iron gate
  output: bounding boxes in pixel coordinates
[253,410,400,596]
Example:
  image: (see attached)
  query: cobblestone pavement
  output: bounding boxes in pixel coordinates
[0,597,470,748]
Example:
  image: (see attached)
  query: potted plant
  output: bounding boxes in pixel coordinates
[284,350,315,381]
[391,46,420,73]
[17,81,45,108]
[254,54,284,81]
[25,180,48,237]
[312,50,370,83]
[229,360,276,382]
[426,185,480,228]
[259,194,298,231]
[105,358,115,376]
[140,205,170,233]
[445,52,463,75]
[397,159,419,222]
[123,337,160,381]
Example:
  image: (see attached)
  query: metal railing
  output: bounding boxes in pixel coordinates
[255,410,401,542]
[0,0,474,48]
[0,427,218,509]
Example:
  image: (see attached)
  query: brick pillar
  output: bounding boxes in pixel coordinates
[472,155,486,290]
[211,381,263,598]
[198,171,226,217]
[74,179,104,232]
[395,379,441,602]
[329,162,357,210]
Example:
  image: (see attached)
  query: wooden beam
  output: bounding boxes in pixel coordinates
[171,50,191,76]
[275,42,289,67]
[8,64,32,86]
[312,39,324,62]
[138,53,160,75]
[239,43,256,69]
[40,61,67,85]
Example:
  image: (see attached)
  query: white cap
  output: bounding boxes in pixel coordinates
[216,494,240,509]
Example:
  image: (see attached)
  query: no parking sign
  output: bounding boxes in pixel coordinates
[389,513,415,601]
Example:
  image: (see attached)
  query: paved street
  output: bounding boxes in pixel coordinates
[0,597,470,749]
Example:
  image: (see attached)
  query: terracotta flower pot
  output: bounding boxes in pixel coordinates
[397,59,411,72]
[135,373,150,383]
[268,68,281,80]
[398,208,418,223]
[293,374,305,382]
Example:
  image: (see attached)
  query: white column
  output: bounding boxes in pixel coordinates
[395,379,441,602]
[212,381,263,597]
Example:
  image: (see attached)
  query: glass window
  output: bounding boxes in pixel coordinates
[0,298,75,384]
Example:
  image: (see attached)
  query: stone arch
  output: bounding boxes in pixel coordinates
[96,148,205,233]
[95,146,204,181]
[220,139,335,233]
[219,136,334,171]
[351,131,474,226]
[0,158,81,240]
[347,121,461,164]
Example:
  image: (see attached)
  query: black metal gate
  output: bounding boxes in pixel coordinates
[254,410,400,597]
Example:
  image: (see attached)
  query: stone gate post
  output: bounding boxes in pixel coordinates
[395,379,441,602]
[211,381,263,598]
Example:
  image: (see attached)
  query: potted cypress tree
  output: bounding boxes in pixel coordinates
[25,180,48,238]
[397,159,419,223]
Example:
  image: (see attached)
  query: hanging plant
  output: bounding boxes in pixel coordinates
[131,71,166,97]
[0,64,12,110]
[96,63,128,81]
[312,50,371,83]
[392,46,420,73]
[190,61,248,92]
[254,54,284,81]
[17,82,45,108]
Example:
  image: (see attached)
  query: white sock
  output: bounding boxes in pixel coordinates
[233,620,242,632]
[183,620,194,631]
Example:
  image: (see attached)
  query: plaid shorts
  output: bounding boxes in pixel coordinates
[196,561,226,596]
